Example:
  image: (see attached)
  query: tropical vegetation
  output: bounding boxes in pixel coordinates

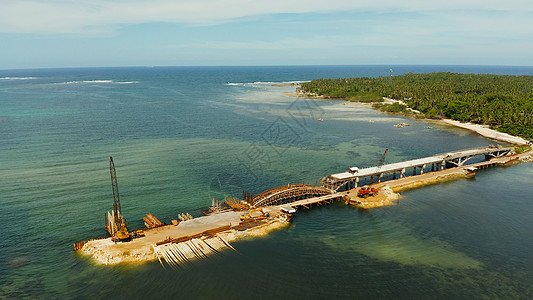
[299,72,533,139]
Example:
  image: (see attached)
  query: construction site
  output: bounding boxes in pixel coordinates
[75,145,532,267]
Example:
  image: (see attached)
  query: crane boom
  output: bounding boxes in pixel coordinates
[376,149,388,170]
[106,157,129,241]
[110,156,122,220]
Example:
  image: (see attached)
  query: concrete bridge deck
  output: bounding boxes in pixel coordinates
[322,146,514,190]
[285,193,344,209]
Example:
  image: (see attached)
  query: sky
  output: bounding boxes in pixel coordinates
[0,0,532,69]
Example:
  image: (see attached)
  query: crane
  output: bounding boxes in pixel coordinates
[357,149,389,197]
[367,149,388,185]
[376,149,388,171]
[105,157,130,241]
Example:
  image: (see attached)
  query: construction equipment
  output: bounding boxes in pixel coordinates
[377,149,388,171]
[131,229,145,239]
[357,186,378,198]
[240,211,252,221]
[369,149,388,184]
[105,157,130,242]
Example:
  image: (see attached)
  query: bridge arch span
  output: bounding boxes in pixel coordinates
[251,184,334,207]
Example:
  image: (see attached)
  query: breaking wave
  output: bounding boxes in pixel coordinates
[53,80,139,85]
[0,77,38,80]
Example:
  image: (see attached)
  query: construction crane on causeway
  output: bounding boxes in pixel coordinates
[376,149,388,171]
[357,149,388,197]
[105,157,130,241]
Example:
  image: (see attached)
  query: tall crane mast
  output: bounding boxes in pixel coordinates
[110,156,122,224]
[368,149,388,184]
[376,149,388,171]
[105,157,130,241]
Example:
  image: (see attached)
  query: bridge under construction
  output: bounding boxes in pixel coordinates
[76,144,531,266]
[321,146,514,191]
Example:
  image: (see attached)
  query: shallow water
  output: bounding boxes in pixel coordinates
[1,65,532,298]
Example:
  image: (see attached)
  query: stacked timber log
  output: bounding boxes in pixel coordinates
[143,213,164,229]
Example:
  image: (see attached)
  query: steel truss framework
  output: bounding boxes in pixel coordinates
[251,184,334,207]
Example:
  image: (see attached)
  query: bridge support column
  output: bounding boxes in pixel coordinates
[413,167,417,176]
[420,164,426,175]
[378,173,384,182]
[401,168,406,177]
[441,160,445,170]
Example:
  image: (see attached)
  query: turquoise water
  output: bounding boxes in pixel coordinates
[1,65,533,299]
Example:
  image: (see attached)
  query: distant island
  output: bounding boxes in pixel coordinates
[299,72,533,139]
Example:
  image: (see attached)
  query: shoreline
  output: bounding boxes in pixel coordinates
[438,119,527,145]
[286,90,529,146]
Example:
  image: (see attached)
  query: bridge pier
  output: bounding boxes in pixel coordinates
[322,146,515,192]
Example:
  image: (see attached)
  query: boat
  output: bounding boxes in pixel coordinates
[317,118,324,122]
[394,123,410,128]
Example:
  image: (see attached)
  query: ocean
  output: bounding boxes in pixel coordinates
[1,65,532,299]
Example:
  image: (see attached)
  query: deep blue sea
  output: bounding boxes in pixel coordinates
[1,65,533,299]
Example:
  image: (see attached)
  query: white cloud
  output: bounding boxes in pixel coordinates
[0,0,531,34]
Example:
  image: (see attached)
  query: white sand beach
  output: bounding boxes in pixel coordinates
[439,119,528,145]
[287,89,529,146]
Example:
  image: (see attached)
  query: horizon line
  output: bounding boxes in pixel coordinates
[2,63,533,72]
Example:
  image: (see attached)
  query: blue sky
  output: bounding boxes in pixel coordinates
[1,0,532,69]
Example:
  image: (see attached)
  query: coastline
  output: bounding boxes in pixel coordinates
[286,89,529,146]
[438,119,527,145]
